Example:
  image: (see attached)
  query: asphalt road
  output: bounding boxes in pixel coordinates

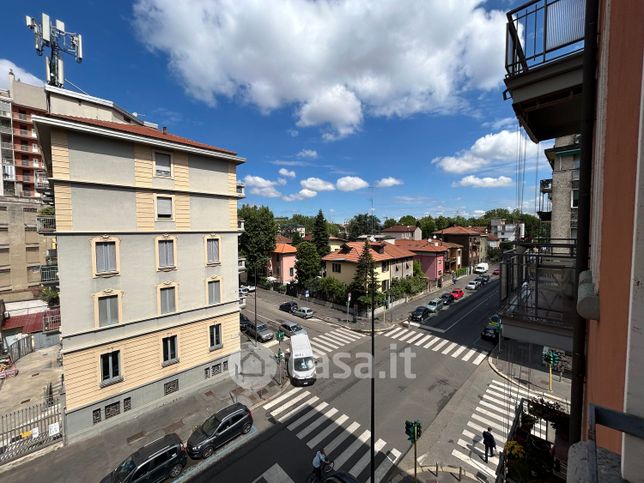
[188,280,501,482]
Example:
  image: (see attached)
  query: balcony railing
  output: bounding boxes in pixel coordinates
[238,219,245,231]
[13,113,31,123]
[43,307,61,332]
[0,142,12,150]
[506,0,586,77]
[236,182,245,197]
[0,110,10,118]
[0,125,11,134]
[540,178,553,193]
[40,265,58,284]
[37,215,56,233]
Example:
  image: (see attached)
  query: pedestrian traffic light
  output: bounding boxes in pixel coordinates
[414,421,422,439]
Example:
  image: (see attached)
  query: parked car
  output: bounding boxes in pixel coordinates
[246,322,274,342]
[465,281,478,290]
[293,307,314,319]
[474,276,487,286]
[426,298,444,313]
[481,274,491,283]
[101,433,187,483]
[279,320,306,337]
[440,293,455,305]
[481,314,502,342]
[450,288,465,300]
[240,314,252,332]
[492,268,500,276]
[187,403,253,459]
[239,287,249,297]
[279,301,298,313]
[409,306,430,322]
[241,284,256,293]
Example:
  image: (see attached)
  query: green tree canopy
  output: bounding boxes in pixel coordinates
[290,231,303,246]
[350,241,376,300]
[398,215,418,226]
[313,209,330,259]
[347,213,381,240]
[383,218,397,229]
[294,241,321,289]
[418,215,436,239]
[238,204,277,274]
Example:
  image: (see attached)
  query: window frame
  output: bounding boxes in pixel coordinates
[153,151,173,178]
[204,235,221,265]
[90,236,120,278]
[209,323,223,351]
[100,350,123,387]
[93,289,123,328]
[154,194,175,221]
[157,282,178,315]
[155,235,177,271]
[161,335,179,367]
[205,276,222,306]
[332,262,342,273]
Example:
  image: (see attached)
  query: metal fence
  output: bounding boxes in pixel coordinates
[7,337,34,365]
[0,399,64,464]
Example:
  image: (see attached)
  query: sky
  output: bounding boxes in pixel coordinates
[0,0,552,224]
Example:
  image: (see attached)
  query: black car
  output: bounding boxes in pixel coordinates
[101,433,187,483]
[409,306,430,322]
[440,293,455,305]
[240,314,252,332]
[481,274,491,283]
[187,403,253,459]
[474,276,487,286]
[279,301,298,313]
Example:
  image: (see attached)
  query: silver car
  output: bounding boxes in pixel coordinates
[426,298,444,313]
[292,307,314,319]
[279,321,306,337]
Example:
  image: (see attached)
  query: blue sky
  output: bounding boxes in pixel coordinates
[0,0,551,223]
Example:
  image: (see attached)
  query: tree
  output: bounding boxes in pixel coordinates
[350,241,376,300]
[294,242,321,289]
[290,231,303,246]
[484,208,512,221]
[327,222,341,237]
[398,215,418,226]
[383,218,397,229]
[418,215,436,239]
[347,213,381,240]
[238,204,277,275]
[313,277,348,305]
[313,209,330,259]
[435,216,450,231]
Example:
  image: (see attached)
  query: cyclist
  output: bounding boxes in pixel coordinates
[312,448,328,479]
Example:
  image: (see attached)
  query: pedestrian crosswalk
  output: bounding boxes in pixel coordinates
[308,327,365,358]
[451,379,554,479]
[263,386,401,482]
[382,327,487,365]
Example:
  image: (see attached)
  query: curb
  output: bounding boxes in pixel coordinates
[319,316,395,334]
[410,464,481,482]
[487,355,570,404]
[249,377,292,412]
[0,441,64,475]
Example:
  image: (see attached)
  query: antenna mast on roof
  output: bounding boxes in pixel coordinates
[25,13,83,88]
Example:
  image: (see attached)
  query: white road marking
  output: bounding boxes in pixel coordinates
[472,352,487,365]
[432,339,449,351]
[406,333,425,344]
[307,414,349,448]
[441,342,458,355]
[450,345,467,358]
[471,412,510,434]
[456,438,497,464]
[325,421,360,454]
[349,438,386,477]
[415,335,432,346]
[287,401,329,431]
[277,396,320,423]
[397,331,416,342]
[269,391,311,417]
[310,339,337,352]
[335,327,364,339]
[334,429,370,469]
[372,448,402,483]
[263,387,303,410]
[461,349,476,362]
[296,407,338,439]
[451,449,496,478]
[386,327,406,338]
[423,337,440,349]
[464,424,507,445]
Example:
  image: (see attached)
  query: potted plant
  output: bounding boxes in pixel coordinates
[521,413,537,431]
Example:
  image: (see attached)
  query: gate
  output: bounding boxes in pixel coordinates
[7,336,34,364]
[0,399,64,464]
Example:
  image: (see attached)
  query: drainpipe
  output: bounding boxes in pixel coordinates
[570,0,599,444]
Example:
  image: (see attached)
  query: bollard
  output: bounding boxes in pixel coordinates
[435,462,439,476]
[458,466,463,481]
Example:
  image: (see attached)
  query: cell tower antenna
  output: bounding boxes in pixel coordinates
[25,13,83,88]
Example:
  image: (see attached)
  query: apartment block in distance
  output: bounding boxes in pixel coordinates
[33,114,246,436]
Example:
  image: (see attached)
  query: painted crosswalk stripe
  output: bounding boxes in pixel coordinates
[314,335,344,349]
[335,328,363,340]
[471,412,510,434]
[397,331,416,342]
[325,421,360,454]
[296,407,338,439]
[312,348,325,358]
[461,349,476,362]
[386,327,406,338]
[451,449,496,478]
[334,429,371,469]
[307,414,349,448]
[349,438,386,477]
[432,339,449,351]
[462,428,506,446]
[373,448,401,483]
[414,335,432,346]
[456,438,498,465]
[330,332,355,344]
[466,420,507,444]
[475,406,514,426]
[310,339,337,352]
[472,352,487,365]
[287,401,329,431]
[450,345,467,358]
[441,342,458,355]
[252,463,296,483]
[263,387,303,410]
[269,391,311,417]
[390,329,412,340]
[277,396,320,423]
[423,337,440,349]
[406,333,425,344]
[489,380,556,401]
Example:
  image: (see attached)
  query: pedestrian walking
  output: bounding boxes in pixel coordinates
[482,427,496,463]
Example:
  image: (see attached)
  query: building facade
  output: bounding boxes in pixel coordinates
[433,226,481,269]
[381,225,422,240]
[268,243,297,284]
[489,219,525,243]
[33,114,245,437]
[394,239,446,282]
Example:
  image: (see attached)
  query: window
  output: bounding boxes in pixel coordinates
[154,152,172,177]
[98,295,119,326]
[208,280,221,305]
[100,351,121,385]
[162,336,178,365]
[332,263,341,273]
[289,267,294,277]
[571,189,579,208]
[206,238,220,264]
[96,241,117,274]
[156,196,173,220]
[160,286,176,314]
[381,280,389,291]
[381,261,389,272]
[158,239,175,269]
[209,324,222,350]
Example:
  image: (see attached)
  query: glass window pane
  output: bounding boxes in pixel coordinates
[101,354,110,380]
[155,153,171,177]
[161,287,175,314]
[96,242,116,273]
[111,351,120,378]
[207,239,219,263]
[157,197,172,218]
[159,240,174,267]
[99,295,118,326]
[208,280,220,305]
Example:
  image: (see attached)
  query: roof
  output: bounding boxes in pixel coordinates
[468,226,488,234]
[302,235,346,242]
[274,243,297,254]
[437,240,463,249]
[322,241,415,263]
[37,114,237,156]
[394,239,448,253]
[382,225,418,233]
[1,312,44,334]
[276,234,293,244]
[433,225,482,236]
[487,233,500,241]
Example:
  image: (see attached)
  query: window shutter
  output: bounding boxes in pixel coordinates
[207,239,219,263]
[157,197,173,217]
[159,240,174,267]
[208,280,220,305]
[161,287,175,313]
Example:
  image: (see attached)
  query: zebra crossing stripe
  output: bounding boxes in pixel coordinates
[432,339,450,351]
[334,429,371,469]
[312,348,325,358]
[397,331,416,342]
[461,349,477,361]
[373,448,402,483]
[415,335,432,346]
[296,407,338,439]
[330,332,355,344]
[475,406,515,426]
[450,345,467,358]
[451,449,496,478]
[335,328,364,340]
[489,380,555,402]
[269,391,311,417]
[479,398,514,416]
[423,337,440,349]
[277,396,320,423]
[471,412,510,434]
[287,401,329,431]
[441,342,458,355]
[472,352,487,365]
[310,339,337,352]
[390,329,412,340]
[314,335,344,349]
[325,421,360,454]
[306,414,349,448]
[349,438,386,477]
[462,428,506,446]
[386,327,406,338]
[405,333,424,344]
[456,438,498,465]
[263,387,303,410]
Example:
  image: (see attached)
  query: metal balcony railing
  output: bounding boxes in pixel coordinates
[540,178,553,193]
[0,110,10,118]
[506,0,586,76]
[0,125,11,134]
[40,265,58,284]
[37,215,56,233]
[13,113,30,123]
[236,182,245,197]
[43,307,61,332]
[0,142,12,150]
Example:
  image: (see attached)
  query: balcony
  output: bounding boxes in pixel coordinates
[238,257,246,272]
[40,264,58,284]
[238,219,245,231]
[504,0,586,142]
[499,240,577,351]
[0,125,11,135]
[37,215,56,233]
[538,189,552,222]
[0,142,12,151]
[540,178,553,193]
[0,110,10,118]
[13,113,31,123]
[43,307,61,333]
[236,181,245,197]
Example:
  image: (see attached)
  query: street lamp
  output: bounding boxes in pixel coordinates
[254,269,258,347]
[370,272,375,482]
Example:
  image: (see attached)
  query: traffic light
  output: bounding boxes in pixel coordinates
[414,420,422,439]
[405,420,414,441]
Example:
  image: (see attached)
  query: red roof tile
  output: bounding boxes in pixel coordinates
[394,239,448,253]
[322,242,415,263]
[1,312,44,334]
[276,234,293,244]
[433,225,482,236]
[44,115,237,156]
[274,243,297,254]
[487,233,500,241]
[382,225,418,233]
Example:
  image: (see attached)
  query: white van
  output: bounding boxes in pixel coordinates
[287,333,316,386]
[475,262,489,274]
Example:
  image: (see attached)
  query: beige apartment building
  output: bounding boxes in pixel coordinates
[33,114,245,437]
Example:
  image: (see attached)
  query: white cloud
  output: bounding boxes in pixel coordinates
[277,177,287,185]
[473,209,486,216]
[133,0,506,140]
[278,168,296,178]
[483,117,517,131]
[375,177,403,188]
[432,130,540,174]
[0,59,43,90]
[287,129,299,137]
[243,175,282,197]
[336,176,369,192]
[301,177,335,192]
[282,188,318,201]
[453,175,513,188]
[297,149,318,159]
[272,160,310,167]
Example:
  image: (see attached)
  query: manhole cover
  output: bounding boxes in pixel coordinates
[163,420,184,433]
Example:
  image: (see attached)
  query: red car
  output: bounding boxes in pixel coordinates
[493,268,500,275]
[450,288,464,300]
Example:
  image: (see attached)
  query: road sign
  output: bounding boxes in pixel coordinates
[348,292,352,301]
[276,330,285,342]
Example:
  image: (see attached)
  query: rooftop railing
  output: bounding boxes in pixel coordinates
[37,215,56,233]
[40,265,58,284]
[43,307,61,332]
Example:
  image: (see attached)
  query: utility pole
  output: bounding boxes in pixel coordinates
[370,277,375,482]
[254,269,258,347]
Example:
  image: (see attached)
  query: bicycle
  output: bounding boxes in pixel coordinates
[306,460,335,483]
